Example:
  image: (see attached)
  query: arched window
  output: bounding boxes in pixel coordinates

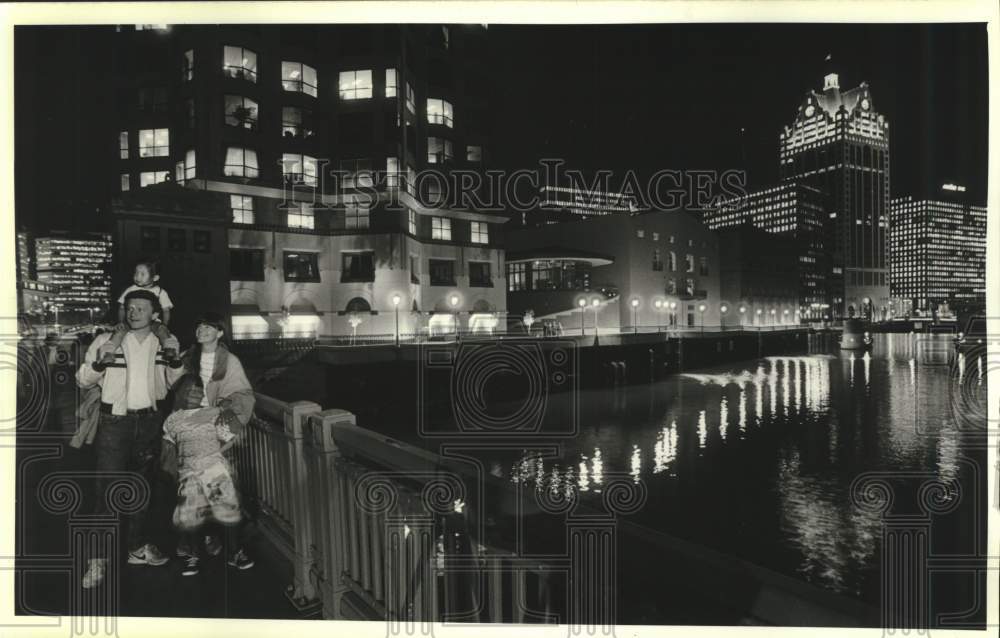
[345,297,372,313]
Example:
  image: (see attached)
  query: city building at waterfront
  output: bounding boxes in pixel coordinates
[506,210,721,332]
[779,71,890,319]
[889,185,987,317]
[715,225,801,327]
[33,232,112,319]
[704,182,829,318]
[109,24,507,338]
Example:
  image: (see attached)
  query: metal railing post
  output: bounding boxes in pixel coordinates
[307,408,356,619]
[283,400,322,607]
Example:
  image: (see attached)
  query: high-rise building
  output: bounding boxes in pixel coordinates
[779,71,890,319]
[703,182,829,318]
[108,24,507,339]
[889,185,987,316]
[538,184,639,220]
[34,232,113,316]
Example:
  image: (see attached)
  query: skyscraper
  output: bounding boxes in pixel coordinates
[703,182,829,318]
[34,232,113,317]
[890,185,986,317]
[779,71,890,320]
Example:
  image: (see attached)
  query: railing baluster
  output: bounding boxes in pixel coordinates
[489,554,503,623]
[346,471,361,583]
[359,494,373,592]
[371,508,384,602]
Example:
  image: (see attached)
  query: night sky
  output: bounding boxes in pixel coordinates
[14,22,989,234]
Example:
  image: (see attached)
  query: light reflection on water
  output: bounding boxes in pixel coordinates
[499,334,982,601]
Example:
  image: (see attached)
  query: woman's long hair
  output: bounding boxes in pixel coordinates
[186,313,230,382]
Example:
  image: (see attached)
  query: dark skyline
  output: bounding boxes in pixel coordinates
[13,22,989,235]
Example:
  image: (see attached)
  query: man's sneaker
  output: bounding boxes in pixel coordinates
[181,555,200,577]
[81,558,107,589]
[204,535,222,558]
[226,549,255,570]
[127,544,169,566]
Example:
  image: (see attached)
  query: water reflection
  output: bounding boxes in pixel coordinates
[498,338,981,600]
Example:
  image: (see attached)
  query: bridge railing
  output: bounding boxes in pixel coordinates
[237,394,563,622]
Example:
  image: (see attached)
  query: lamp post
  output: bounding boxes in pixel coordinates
[631,298,639,334]
[392,293,401,347]
[654,299,663,332]
[591,297,600,335]
[698,303,706,334]
[783,308,790,325]
[720,304,728,331]
[449,294,459,336]
[755,307,762,328]
[769,308,776,327]
[578,298,587,336]
[669,301,677,329]
[739,305,746,331]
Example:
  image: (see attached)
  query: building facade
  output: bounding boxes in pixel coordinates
[704,182,829,319]
[538,184,639,221]
[109,24,507,338]
[889,187,987,317]
[506,210,722,332]
[33,232,112,320]
[715,226,801,328]
[779,72,890,319]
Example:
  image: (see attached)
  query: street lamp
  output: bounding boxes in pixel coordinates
[631,298,640,334]
[783,308,790,325]
[739,305,746,329]
[449,294,460,336]
[720,304,728,331]
[769,308,776,327]
[591,297,600,335]
[669,301,677,328]
[755,307,762,327]
[654,299,664,331]
[578,297,587,336]
[392,293,401,347]
[698,303,706,334]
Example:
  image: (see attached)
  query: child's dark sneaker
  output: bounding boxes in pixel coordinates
[226,549,254,570]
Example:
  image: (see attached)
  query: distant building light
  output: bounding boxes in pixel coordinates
[942,183,966,192]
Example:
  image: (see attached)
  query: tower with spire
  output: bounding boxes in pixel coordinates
[778,63,890,320]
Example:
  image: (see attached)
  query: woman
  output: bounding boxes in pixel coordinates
[172,311,256,572]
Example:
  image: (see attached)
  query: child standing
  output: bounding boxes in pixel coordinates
[98,260,176,368]
[162,374,254,576]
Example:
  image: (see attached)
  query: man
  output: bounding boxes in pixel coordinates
[75,289,185,589]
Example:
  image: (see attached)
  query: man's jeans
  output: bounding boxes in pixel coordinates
[93,410,164,554]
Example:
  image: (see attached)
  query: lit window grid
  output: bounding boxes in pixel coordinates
[281,61,318,97]
[345,199,371,229]
[282,153,318,186]
[339,70,373,100]
[138,128,169,157]
[470,222,488,244]
[427,137,453,164]
[231,195,254,224]
[288,204,315,230]
[140,171,168,187]
[224,147,259,178]
[385,68,397,97]
[119,131,129,159]
[427,98,454,128]
[408,209,418,235]
[223,45,257,82]
[225,95,259,130]
[431,217,451,241]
